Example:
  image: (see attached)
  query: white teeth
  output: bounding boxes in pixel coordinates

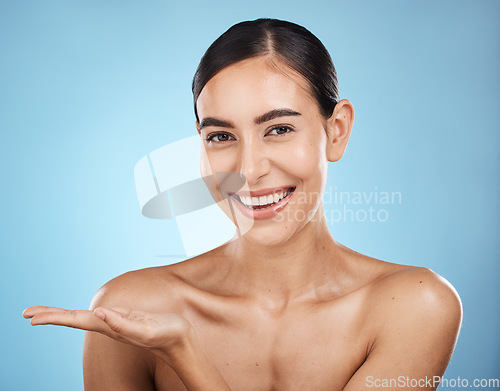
[240,196,253,206]
[237,189,294,208]
[276,191,286,201]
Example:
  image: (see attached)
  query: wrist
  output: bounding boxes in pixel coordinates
[161,324,198,366]
[153,319,197,367]
[159,327,231,390]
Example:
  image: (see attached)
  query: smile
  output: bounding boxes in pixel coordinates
[228,187,296,220]
[232,188,294,209]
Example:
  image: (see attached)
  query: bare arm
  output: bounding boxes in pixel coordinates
[83,309,231,391]
[24,276,232,391]
[83,326,156,390]
[344,269,462,391]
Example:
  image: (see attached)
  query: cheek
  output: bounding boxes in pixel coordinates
[200,152,210,178]
[200,148,236,177]
[276,138,327,186]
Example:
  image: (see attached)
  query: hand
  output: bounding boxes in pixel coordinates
[23,306,193,363]
[24,306,232,390]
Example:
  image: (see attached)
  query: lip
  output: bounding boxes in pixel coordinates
[229,187,295,221]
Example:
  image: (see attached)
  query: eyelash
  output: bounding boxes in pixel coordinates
[205,125,295,143]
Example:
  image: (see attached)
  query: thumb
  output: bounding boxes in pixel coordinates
[94,307,127,334]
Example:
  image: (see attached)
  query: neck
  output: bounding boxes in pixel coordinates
[221,206,343,309]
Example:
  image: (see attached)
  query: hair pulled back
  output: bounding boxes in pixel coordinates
[192,18,339,122]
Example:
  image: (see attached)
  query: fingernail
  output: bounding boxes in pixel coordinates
[94,310,106,320]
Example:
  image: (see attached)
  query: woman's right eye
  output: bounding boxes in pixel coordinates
[205,132,235,143]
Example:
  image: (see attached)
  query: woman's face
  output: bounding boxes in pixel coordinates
[196,56,330,246]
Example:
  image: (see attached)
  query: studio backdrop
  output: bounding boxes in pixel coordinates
[1,1,498,390]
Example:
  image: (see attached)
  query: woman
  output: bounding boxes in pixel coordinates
[24,18,462,390]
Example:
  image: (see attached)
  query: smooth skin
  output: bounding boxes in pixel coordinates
[24,56,462,391]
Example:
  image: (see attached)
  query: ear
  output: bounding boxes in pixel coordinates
[195,121,201,135]
[325,99,354,162]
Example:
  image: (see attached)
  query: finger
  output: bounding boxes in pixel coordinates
[23,306,68,319]
[93,307,132,334]
[29,309,106,332]
[27,307,130,344]
[96,307,149,323]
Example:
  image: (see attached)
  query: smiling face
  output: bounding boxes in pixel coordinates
[196,56,334,246]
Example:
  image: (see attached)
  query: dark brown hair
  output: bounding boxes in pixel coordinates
[192,18,339,122]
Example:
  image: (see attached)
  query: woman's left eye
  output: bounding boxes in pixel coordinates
[266,126,294,136]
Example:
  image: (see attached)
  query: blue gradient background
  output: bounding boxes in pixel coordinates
[1,1,498,390]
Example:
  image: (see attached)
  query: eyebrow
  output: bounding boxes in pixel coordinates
[199,108,301,130]
[199,117,234,130]
[254,108,301,124]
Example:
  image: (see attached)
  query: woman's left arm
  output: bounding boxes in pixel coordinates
[23,306,232,391]
[344,269,462,391]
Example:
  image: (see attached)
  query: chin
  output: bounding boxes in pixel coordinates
[238,216,307,248]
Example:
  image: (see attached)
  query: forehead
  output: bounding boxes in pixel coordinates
[196,56,318,121]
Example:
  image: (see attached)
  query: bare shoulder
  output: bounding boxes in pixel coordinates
[88,264,187,312]
[366,265,463,339]
[373,266,461,314]
[339,241,463,336]
[88,251,218,312]
[83,265,195,390]
[341,243,462,319]
[340,259,463,389]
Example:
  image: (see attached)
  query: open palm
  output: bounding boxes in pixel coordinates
[23,306,192,354]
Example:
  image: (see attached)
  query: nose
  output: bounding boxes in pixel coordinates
[238,138,271,185]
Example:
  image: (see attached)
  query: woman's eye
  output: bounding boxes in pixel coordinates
[205,132,234,143]
[267,126,294,136]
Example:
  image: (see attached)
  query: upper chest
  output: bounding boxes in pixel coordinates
[153,295,372,391]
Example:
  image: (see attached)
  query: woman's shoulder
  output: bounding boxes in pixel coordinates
[88,264,189,312]
[88,252,218,312]
[344,244,458,302]
[363,261,462,331]
[351,261,463,368]
[341,244,462,324]
[381,265,459,301]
